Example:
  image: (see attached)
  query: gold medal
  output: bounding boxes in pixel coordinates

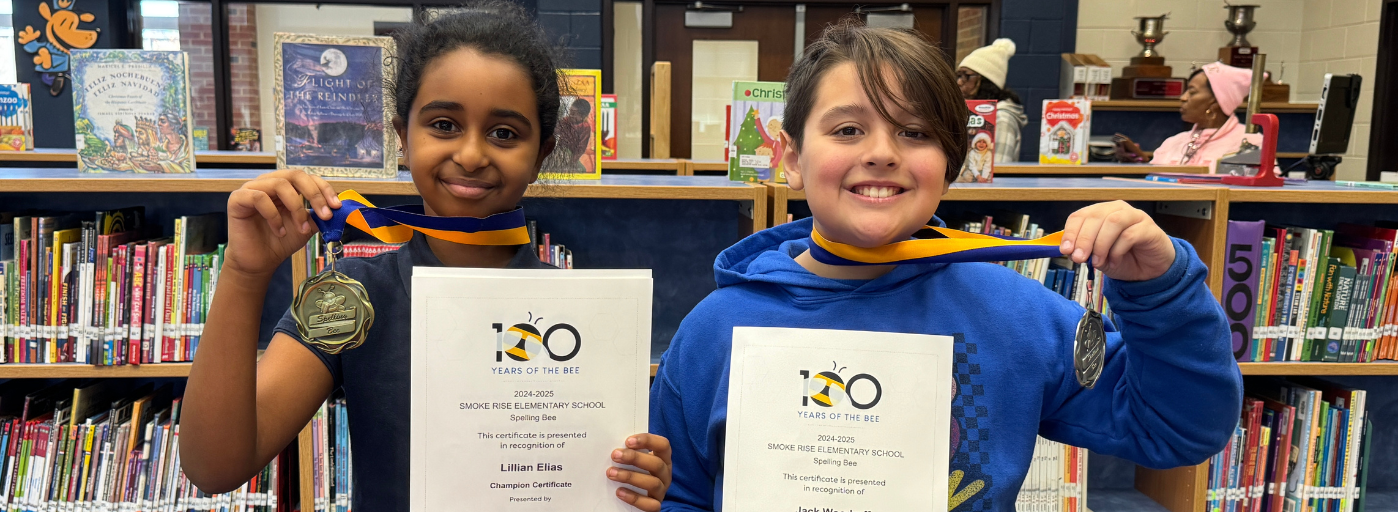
[293,242,374,354]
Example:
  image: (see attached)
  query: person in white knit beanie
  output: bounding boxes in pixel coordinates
[957,38,1027,163]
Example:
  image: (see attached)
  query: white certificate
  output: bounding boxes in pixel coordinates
[723,327,953,511]
[410,268,652,512]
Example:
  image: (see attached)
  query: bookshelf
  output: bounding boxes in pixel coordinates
[994,164,1206,176]
[0,149,693,175]
[3,161,1393,512]
[1092,100,1318,114]
[1236,362,1398,376]
[767,176,1229,297]
[684,160,1209,177]
[0,362,193,378]
[767,174,1398,512]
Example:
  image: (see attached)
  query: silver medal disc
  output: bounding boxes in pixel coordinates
[1073,310,1106,389]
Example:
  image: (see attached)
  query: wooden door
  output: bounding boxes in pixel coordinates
[654,4,797,159]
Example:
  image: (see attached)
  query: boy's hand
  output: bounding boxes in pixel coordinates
[608,433,672,511]
[1060,201,1175,282]
[225,170,341,279]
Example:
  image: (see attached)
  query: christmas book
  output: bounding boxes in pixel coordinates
[274,33,397,178]
[70,50,195,173]
[727,81,787,183]
[958,100,997,183]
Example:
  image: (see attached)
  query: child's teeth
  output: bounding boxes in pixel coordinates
[851,186,904,198]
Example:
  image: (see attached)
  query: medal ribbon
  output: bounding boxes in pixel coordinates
[312,190,530,246]
[809,226,1065,266]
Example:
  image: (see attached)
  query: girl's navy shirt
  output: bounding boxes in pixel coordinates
[275,232,554,511]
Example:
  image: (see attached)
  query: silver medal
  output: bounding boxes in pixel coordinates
[1073,265,1106,389]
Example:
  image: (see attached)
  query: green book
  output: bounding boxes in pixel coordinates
[1315,259,1341,362]
[1326,263,1357,363]
[1343,267,1373,363]
[1302,229,1333,360]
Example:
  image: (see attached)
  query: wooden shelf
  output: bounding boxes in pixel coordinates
[1093,100,1317,113]
[688,160,729,173]
[0,363,192,378]
[0,150,685,173]
[1189,180,1399,204]
[601,158,683,173]
[0,168,763,200]
[995,164,1206,176]
[1237,362,1397,376]
[776,177,1220,202]
[0,148,277,164]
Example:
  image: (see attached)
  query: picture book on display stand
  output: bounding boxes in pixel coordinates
[601,93,617,161]
[541,69,603,180]
[727,80,787,183]
[0,84,33,151]
[274,33,397,178]
[1039,99,1090,165]
[958,99,997,183]
[70,50,195,173]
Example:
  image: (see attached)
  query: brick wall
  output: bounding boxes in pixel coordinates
[955,6,986,65]
[178,3,261,148]
[178,3,214,142]
[228,5,261,131]
[1000,0,1079,161]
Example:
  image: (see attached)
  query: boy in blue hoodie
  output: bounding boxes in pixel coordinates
[650,20,1243,511]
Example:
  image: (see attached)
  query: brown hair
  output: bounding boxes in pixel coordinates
[783,18,967,182]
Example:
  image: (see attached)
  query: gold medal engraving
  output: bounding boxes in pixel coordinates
[293,243,374,354]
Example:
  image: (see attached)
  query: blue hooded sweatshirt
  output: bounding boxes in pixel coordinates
[651,217,1243,511]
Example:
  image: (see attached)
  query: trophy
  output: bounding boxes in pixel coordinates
[1132,13,1170,60]
[1220,4,1260,67]
[1224,4,1258,47]
[1112,13,1183,99]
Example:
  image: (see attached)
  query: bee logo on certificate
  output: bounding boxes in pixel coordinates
[800,363,882,410]
[493,313,582,362]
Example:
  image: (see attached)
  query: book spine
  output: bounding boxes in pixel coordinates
[142,246,158,366]
[160,244,176,364]
[181,258,194,362]
[128,245,146,366]
[1317,261,1342,362]
[1225,221,1266,361]
[1303,231,1334,361]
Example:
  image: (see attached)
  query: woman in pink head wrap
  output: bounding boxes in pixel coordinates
[1114,62,1262,173]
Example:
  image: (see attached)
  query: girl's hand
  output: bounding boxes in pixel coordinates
[607,433,672,511]
[1061,201,1175,282]
[224,170,341,279]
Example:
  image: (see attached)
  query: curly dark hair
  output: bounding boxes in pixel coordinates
[391,0,562,144]
[783,17,967,183]
[972,76,1022,105]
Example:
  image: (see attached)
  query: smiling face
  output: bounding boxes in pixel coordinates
[783,62,950,248]
[1179,72,1219,126]
[395,48,551,218]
